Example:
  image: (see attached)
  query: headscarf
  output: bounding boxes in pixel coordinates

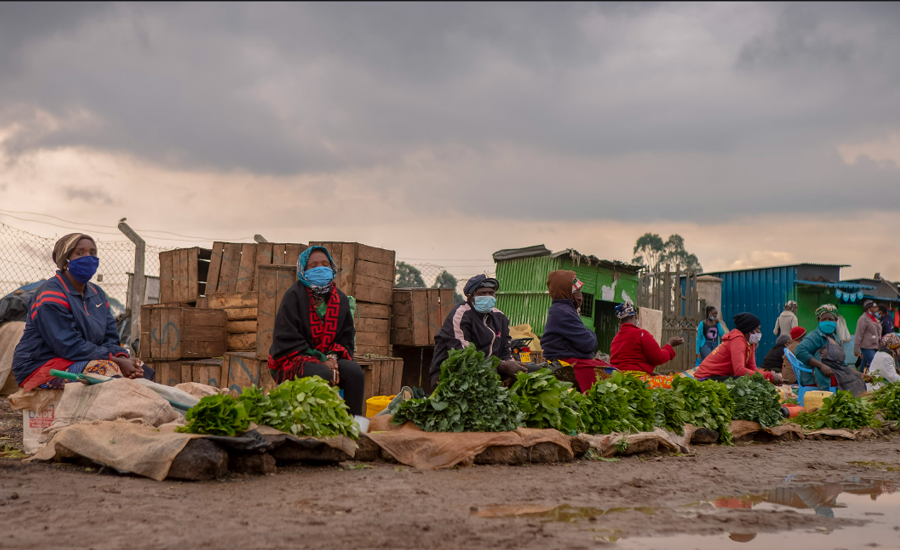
[863,300,876,311]
[790,326,807,340]
[785,300,797,312]
[615,301,637,320]
[296,246,337,300]
[733,312,760,333]
[52,233,96,271]
[463,274,499,297]
[881,333,900,352]
[815,303,839,320]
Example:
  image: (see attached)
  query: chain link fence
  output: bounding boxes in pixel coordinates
[398,262,496,301]
[0,222,165,314]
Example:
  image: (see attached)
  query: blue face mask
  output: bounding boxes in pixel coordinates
[304,266,334,287]
[473,296,496,313]
[875,312,882,320]
[818,320,837,335]
[67,255,99,284]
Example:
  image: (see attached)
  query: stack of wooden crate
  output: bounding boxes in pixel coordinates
[390,288,457,391]
[139,304,227,387]
[158,247,212,305]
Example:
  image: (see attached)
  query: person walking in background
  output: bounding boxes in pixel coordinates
[774,301,799,337]
[695,306,726,366]
[781,326,807,384]
[878,304,894,336]
[854,300,883,373]
[869,333,900,389]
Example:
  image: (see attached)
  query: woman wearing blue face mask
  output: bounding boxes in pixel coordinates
[429,274,529,388]
[268,246,364,415]
[794,304,866,395]
[12,233,144,390]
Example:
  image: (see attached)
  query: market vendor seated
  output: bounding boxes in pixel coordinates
[430,274,531,388]
[541,270,609,392]
[12,233,145,390]
[694,313,782,384]
[609,301,685,388]
[268,246,364,415]
[792,304,865,396]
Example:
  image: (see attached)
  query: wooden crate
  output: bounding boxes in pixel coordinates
[158,247,212,304]
[138,305,227,361]
[221,351,277,393]
[392,345,437,393]
[256,243,308,269]
[151,361,183,386]
[358,356,404,402]
[390,288,455,347]
[256,265,298,360]
[308,242,395,305]
[206,242,259,294]
[181,358,224,387]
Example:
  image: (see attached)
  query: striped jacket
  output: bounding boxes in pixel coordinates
[12,271,127,386]
[429,302,512,383]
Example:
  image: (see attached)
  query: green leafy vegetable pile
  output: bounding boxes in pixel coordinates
[872,382,900,421]
[724,373,783,428]
[651,387,688,434]
[392,345,523,432]
[509,368,584,433]
[670,376,735,445]
[176,394,250,436]
[795,390,880,430]
[243,376,360,438]
[581,371,655,435]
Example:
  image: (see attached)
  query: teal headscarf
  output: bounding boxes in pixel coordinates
[296,246,337,294]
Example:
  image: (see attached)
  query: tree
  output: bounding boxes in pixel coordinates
[632,233,703,273]
[395,261,426,288]
[432,270,465,305]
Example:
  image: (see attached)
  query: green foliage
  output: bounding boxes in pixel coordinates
[724,373,783,428]
[795,390,880,430]
[872,382,900,421]
[253,376,359,438]
[581,371,655,435]
[392,345,523,432]
[431,270,465,305]
[632,233,702,272]
[395,261,426,288]
[651,387,688,434]
[237,385,267,424]
[670,377,734,445]
[509,368,584,433]
[176,394,250,436]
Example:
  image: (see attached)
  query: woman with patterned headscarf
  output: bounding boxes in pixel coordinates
[267,246,364,415]
[609,301,685,388]
[869,333,900,389]
[793,304,866,395]
[12,233,145,390]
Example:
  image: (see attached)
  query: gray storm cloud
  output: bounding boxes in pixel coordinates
[1,2,899,222]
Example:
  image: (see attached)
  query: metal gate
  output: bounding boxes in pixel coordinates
[636,265,701,373]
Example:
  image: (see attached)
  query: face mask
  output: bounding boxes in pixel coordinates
[67,256,99,284]
[875,312,882,320]
[818,321,837,335]
[749,332,761,345]
[473,296,496,313]
[305,266,334,287]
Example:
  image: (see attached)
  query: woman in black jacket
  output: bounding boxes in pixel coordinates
[267,246,364,415]
[760,334,791,373]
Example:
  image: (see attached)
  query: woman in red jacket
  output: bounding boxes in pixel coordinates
[694,312,783,384]
[609,302,684,388]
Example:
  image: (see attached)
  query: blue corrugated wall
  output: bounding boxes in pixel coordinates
[707,266,798,354]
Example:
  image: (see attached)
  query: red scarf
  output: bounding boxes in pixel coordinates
[308,286,350,360]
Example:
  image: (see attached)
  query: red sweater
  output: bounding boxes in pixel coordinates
[694,329,774,382]
[610,323,676,375]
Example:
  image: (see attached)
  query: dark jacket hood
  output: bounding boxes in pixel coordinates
[547,270,576,300]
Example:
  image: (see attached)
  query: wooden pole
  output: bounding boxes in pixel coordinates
[118,221,145,353]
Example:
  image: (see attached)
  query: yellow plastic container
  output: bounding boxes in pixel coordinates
[366,395,395,418]
[803,391,833,411]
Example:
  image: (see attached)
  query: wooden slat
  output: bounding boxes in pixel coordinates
[411,290,428,346]
[223,352,261,393]
[256,243,274,270]
[183,309,229,326]
[356,260,394,282]
[257,265,296,360]
[426,289,441,344]
[206,242,225,294]
[390,328,415,346]
[159,251,174,304]
[378,361,393,396]
[270,244,285,265]
[174,248,188,303]
[217,243,241,293]
[228,333,257,350]
[357,344,391,357]
[357,303,391,319]
[356,318,389,334]
[284,244,306,267]
[225,307,258,321]
[237,243,257,292]
[205,291,258,309]
[181,363,194,384]
[355,273,392,290]
[258,364,277,391]
[392,315,411,329]
[357,331,390,347]
[227,320,257,333]
[391,359,403,396]
[362,363,375,402]
[356,243,395,266]
[340,242,357,296]
[439,289,455,326]
[353,284,393,305]
[188,248,199,302]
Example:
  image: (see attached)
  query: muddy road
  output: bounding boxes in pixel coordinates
[1,436,899,549]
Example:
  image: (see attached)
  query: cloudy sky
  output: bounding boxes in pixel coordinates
[1,2,899,283]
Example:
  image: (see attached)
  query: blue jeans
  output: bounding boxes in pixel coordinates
[860,348,877,373]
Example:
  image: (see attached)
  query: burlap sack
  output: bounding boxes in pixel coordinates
[578,427,690,457]
[50,378,180,434]
[0,321,25,396]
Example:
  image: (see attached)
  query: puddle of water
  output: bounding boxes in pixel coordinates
[617,477,900,550]
[470,503,656,522]
[850,461,900,472]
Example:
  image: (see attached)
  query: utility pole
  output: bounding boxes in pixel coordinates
[118,220,145,351]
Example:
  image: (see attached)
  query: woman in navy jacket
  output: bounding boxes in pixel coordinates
[12,233,144,390]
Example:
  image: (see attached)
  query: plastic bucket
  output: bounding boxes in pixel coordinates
[366,395,395,418]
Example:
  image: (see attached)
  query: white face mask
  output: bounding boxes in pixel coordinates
[749,333,762,345]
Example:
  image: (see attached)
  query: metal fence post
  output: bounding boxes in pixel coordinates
[118,221,145,348]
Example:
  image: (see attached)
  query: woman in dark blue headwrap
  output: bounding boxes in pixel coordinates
[267,246,364,415]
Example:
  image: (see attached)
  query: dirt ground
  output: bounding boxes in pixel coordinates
[1,428,899,549]
[0,398,23,456]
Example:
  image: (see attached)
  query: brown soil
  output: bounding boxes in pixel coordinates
[0,398,23,455]
[1,435,899,549]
